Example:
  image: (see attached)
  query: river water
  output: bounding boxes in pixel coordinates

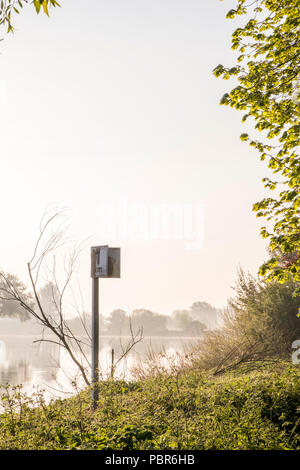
[0,334,199,400]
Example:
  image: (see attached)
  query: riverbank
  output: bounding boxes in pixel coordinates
[0,360,299,450]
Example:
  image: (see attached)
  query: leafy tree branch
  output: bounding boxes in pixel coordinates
[214,0,300,285]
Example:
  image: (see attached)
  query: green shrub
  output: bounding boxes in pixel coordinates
[0,362,299,450]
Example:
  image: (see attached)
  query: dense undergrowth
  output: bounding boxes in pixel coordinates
[0,360,299,450]
[0,275,299,450]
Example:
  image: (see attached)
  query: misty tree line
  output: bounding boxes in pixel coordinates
[103,301,219,336]
[0,274,220,336]
[0,275,58,322]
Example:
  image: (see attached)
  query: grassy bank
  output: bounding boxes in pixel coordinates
[0,360,299,450]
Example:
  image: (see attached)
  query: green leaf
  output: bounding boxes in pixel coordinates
[42,0,49,16]
[34,0,41,14]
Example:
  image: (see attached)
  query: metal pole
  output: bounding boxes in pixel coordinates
[111,348,115,379]
[91,276,99,410]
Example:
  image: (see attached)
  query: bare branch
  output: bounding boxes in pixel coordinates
[113,317,144,375]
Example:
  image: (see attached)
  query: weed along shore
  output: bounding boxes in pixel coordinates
[0,361,299,450]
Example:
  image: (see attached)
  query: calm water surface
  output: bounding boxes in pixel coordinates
[0,335,198,399]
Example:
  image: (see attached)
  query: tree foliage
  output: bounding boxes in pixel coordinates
[214,0,300,284]
[0,0,60,33]
[229,268,300,350]
[0,273,34,321]
[193,268,300,375]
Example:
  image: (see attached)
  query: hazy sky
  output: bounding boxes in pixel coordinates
[0,0,273,316]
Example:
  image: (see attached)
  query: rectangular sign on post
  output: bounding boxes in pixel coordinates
[90,245,121,410]
[97,245,108,277]
[91,246,121,278]
[107,247,121,278]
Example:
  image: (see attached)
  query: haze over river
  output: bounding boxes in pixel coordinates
[0,334,199,400]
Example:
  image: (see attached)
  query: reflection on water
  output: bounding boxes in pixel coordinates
[0,335,198,399]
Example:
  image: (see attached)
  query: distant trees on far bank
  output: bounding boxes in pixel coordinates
[103,302,220,337]
[0,273,34,322]
[0,272,220,337]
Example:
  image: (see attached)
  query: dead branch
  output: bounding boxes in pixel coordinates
[0,209,90,387]
[112,317,144,377]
